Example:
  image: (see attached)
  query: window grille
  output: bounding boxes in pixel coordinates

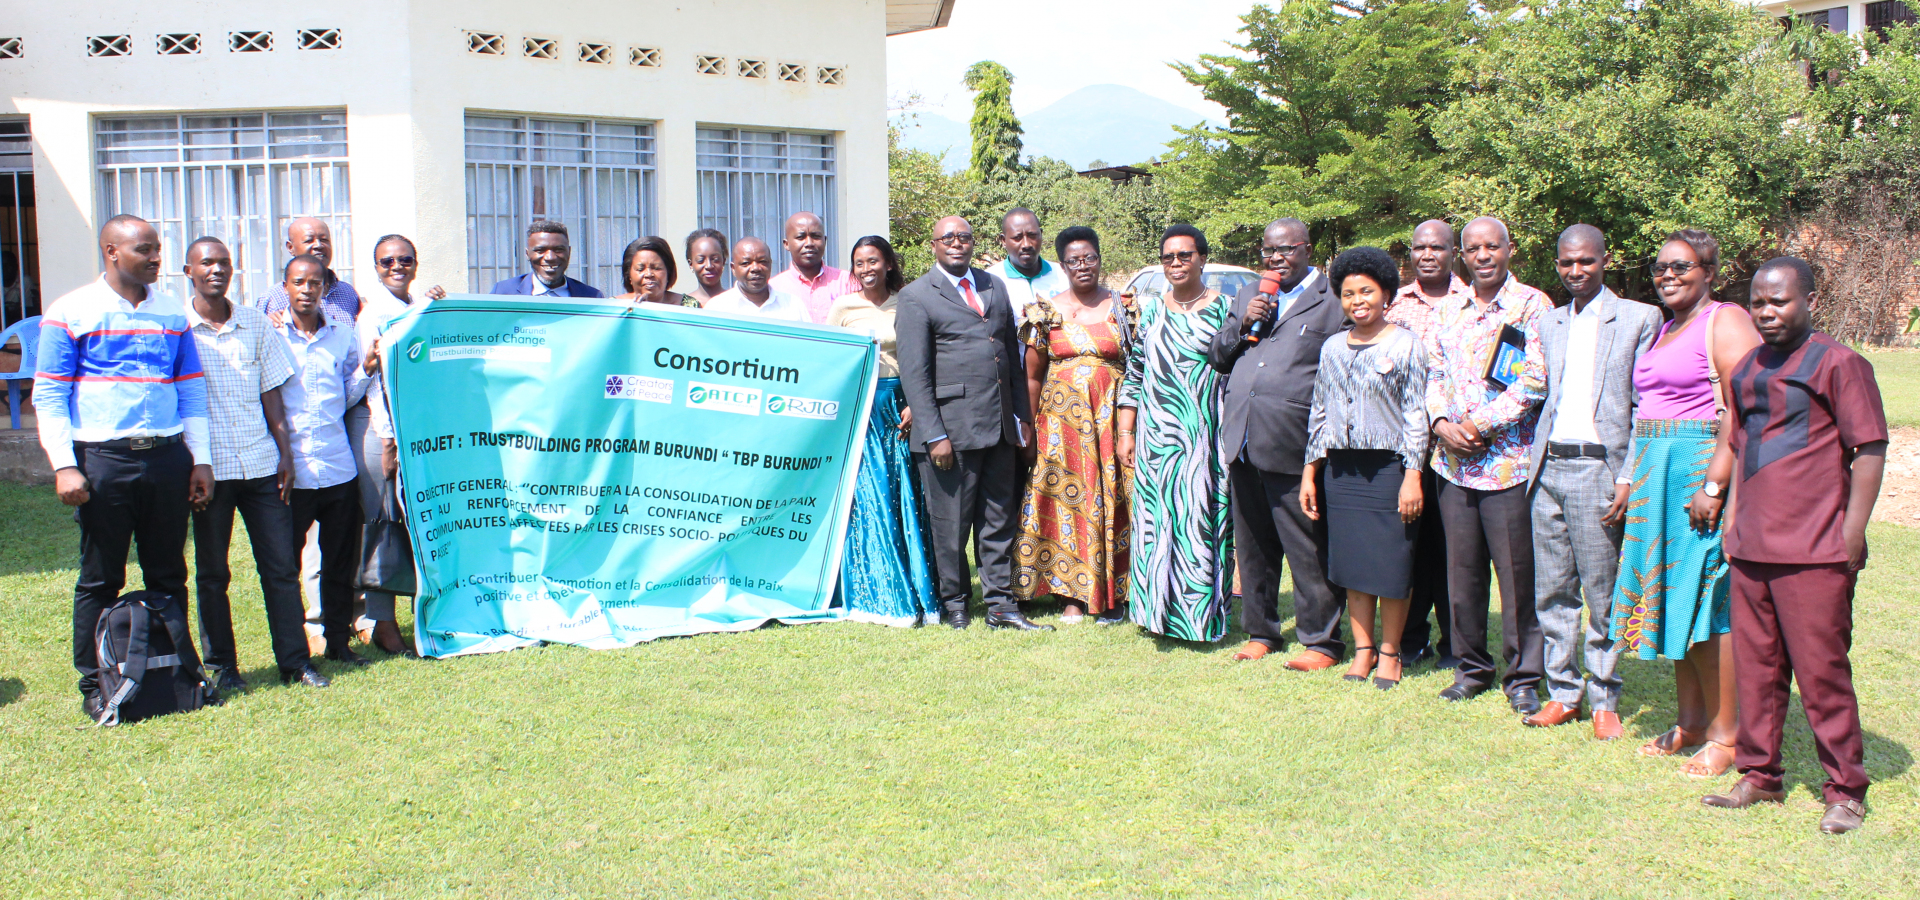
[297,29,342,50]
[816,66,845,86]
[579,42,612,65]
[230,31,272,52]
[0,38,21,59]
[695,127,836,275]
[158,34,200,55]
[778,63,806,83]
[737,58,767,79]
[696,54,725,75]
[96,111,352,303]
[467,31,505,55]
[629,46,661,67]
[464,114,657,295]
[524,37,558,59]
[87,36,132,57]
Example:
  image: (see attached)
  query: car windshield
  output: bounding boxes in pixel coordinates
[1205,271,1257,296]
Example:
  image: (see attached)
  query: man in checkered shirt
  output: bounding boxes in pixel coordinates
[183,238,329,691]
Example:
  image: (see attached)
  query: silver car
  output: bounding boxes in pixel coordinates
[1122,263,1260,299]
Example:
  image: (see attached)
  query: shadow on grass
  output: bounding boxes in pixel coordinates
[0,677,24,708]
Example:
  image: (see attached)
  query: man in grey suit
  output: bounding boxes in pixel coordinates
[1524,224,1662,737]
[1208,218,1349,669]
[895,215,1049,631]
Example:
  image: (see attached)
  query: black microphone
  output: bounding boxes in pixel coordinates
[1246,270,1284,344]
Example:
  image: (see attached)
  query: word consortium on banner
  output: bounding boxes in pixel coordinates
[380,296,879,658]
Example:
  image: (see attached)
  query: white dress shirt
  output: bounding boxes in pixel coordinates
[1547,288,1607,445]
[704,287,810,321]
[276,313,370,489]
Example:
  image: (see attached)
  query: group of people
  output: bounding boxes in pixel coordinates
[34,201,1887,835]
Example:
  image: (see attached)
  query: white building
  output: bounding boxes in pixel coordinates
[1753,0,1918,36]
[0,0,956,324]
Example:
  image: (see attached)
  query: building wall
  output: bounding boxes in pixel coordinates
[0,0,890,301]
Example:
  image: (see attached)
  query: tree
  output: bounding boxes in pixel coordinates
[963,61,1024,181]
[888,121,965,277]
[1160,0,1494,261]
[1435,0,1819,290]
[960,157,1172,273]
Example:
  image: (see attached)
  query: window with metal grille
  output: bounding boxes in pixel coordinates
[778,63,806,83]
[524,37,558,59]
[579,42,612,65]
[737,58,767,79]
[88,36,132,57]
[1867,0,1918,36]
[96,111,352,304]
[629,46,661,67]
[230,31,272,52]
[0,38,21,60]
[1,120,39,328]
[696,54,725,75]
[816,66,844,86]
[464,114,657,295]
[157,33,201,55]
[467,31,505,55]
[695,127,836,275]
[297,29,341,50]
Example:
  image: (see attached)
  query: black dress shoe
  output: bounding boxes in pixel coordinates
[985,610,1054,631]
[946,608,971,630]
[325,646,373,667]
[1440,682,1488,702]
[1506,686,1543,716]
[281,664,332,688]
[212,666,250,695]
[82,693,105,723]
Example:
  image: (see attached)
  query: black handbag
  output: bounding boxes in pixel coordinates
[357,477,418,596]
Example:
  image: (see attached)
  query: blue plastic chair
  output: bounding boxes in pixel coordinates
[0,315,42,430]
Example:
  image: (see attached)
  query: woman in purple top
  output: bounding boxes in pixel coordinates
[1609,229,1761,778]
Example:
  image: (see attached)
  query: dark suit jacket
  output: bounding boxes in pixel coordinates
[1207,270,1350,474]
[894,266,1030,452]
[489,273,605,299]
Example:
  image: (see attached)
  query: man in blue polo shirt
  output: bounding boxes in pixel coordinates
[36,215,214,721]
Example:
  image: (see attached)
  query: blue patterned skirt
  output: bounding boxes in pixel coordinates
[1608,418,1731,660]
[838,378,940,626]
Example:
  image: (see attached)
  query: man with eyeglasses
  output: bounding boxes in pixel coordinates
[895,216,1049,632]
[1423,216,1550,715]
[257,217,360,326]
[1207,218,1349,669]
[989,208,1069,328]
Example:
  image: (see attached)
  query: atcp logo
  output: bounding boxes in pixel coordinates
[688,385,708,404]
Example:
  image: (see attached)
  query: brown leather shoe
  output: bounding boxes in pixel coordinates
[1819,799,1866,834]
[1284,650,1339,672]
[1590,710,1624,741]
[1702,780,1787,809]
[1523,701,1581,728]
[1231,641,1273,661]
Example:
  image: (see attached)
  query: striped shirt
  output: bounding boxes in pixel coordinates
[256,276,361,328]
[186,301,293,481]
[34,278,211,471]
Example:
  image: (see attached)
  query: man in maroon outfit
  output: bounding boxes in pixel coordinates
[1700,256,1886,835]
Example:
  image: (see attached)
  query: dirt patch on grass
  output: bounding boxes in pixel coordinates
[1873,426,1920,527]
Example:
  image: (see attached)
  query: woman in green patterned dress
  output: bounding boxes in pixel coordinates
[1117,224,1235,642]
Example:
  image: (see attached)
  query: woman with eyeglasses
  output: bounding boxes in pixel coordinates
[825,235,939,626]
[1610,229,1761,777]
[1012,226,1135,624]
[1116,224,1235,642]
[353,234,444,656]
[684,229,729,306]
[615,237,701,308]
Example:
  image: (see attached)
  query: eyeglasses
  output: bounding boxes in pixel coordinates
[1259,243,1307,258]
[1650,260,1699,277]
[376,255,417,268]
[1063,255,1101,271]
[1159,250,1198,265]
[933,232,975,246]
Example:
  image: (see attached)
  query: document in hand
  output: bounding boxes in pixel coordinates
[1482,323,1527,392]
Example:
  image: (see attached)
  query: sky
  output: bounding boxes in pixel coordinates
[884,0,1254,120]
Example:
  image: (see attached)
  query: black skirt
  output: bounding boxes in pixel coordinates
[1323,449,1418,599]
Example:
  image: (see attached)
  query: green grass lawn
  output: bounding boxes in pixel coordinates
[1865,349,1920,429]
[2,481,1915,898]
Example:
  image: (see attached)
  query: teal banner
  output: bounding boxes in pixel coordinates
[379,295,878,658]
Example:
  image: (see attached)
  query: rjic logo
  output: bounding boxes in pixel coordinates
[765,394,839,420]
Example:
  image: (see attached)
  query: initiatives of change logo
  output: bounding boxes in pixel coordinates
[685,381,763,415]
[764,394,839,420]
[405,337,427,362]
[604,374,674,403]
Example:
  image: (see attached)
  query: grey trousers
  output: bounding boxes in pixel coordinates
[347,400,397,621]
[1530,456,1625,709]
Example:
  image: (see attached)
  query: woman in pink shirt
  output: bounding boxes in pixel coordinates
[1609,229,1761,778]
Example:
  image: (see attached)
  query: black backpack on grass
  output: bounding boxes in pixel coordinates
[94,590,210,726]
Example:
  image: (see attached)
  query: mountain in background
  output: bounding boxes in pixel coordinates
[893,84,1217,172]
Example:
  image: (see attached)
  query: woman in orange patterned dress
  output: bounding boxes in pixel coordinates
[1013,226,1136,624]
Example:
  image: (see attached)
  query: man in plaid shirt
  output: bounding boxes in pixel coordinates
[184,239,328,691]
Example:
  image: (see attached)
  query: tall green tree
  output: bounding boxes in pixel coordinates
[887,121,965,277]
[1434,0,1818,287]
[963,61,1024,181]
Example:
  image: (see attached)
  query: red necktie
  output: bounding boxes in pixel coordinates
[960,278,984,316]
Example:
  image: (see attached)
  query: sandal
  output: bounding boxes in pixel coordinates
[1683,740,1737,779]
[1343,646,1377,683]
[1639,726,1705,758]
[1373,650,1402,691]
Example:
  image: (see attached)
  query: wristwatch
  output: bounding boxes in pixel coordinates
[1702,481,1724,499]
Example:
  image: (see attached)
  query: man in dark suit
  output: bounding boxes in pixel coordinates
[1207,218,1349,669]
[895,215,1049,632]
[489,220,604,299]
